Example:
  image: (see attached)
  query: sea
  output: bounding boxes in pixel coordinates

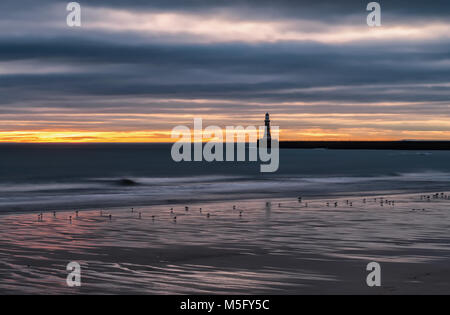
[0,143,449,212]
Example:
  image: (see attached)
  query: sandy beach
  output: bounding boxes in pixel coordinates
[0,191,449,294]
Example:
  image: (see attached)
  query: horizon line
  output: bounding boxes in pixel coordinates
[1,139,450,145]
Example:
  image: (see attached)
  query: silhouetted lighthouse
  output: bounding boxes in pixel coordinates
[264,112,271,143]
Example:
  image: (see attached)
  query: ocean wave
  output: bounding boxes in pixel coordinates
[91,175,246,185]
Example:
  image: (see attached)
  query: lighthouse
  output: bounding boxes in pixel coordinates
[264,112,271,143]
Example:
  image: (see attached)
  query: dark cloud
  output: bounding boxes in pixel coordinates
[1,0,449,23]
[0,37,449,105]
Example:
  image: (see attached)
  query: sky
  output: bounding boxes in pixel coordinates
[0,0,449,142]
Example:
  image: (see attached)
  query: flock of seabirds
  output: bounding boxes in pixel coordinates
[34,192,450,223]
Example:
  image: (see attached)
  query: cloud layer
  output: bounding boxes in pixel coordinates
[0,0,449,141]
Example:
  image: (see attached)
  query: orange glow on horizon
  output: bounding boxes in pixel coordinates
[0,131,173,143]
[0,129,448,143]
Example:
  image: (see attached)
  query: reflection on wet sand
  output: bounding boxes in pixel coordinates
[1,192,450,294]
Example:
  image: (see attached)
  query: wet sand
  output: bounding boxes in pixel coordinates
[0,192,449,294]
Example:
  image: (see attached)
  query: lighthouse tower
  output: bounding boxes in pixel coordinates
[264,112,271,143]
